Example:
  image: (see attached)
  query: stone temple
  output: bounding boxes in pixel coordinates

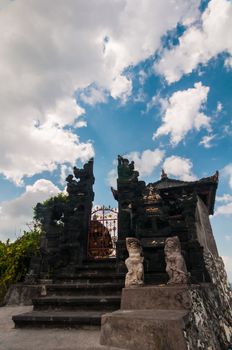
[8,156,232,350]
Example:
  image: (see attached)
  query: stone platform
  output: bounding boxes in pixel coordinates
[100,284,232,350]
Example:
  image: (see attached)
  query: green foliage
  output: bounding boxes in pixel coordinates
[0,228,41,304]
[0,192,68,304]
[33,192,68,224]
[40,192,68,207]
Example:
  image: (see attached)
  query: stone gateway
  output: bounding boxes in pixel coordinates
[10,156,231,350]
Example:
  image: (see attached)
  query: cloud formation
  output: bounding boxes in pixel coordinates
[153,82,210,146]
[199,134,215,148]
[125,149,165,177]
[155,0,232,83]
[0,179,60,241]
[0,0,200,184]
[216,194,232,203]
[214,165,232,216]
[223,164,232,189]
[215,202,232,216]
[163,155,197,181]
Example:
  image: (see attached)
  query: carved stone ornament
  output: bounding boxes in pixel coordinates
[125,237,144,288]
[24,269,37,285]
[164,236,189,284]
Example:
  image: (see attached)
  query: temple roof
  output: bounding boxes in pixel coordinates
[152,171,219,215]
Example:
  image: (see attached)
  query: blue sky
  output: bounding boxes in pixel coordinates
[0,0,231,279]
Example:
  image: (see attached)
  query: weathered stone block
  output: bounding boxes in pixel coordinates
[100,309,188,350]
[121,285,192,310]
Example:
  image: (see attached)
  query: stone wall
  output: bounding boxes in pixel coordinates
[195,196,218,257]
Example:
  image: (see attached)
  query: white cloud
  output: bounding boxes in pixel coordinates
[224,56,232,68]
[216,194,232,203]
[60,164,73,185]
[0,0,201,184]
[1,122,94,185]
[107,168,118,189]
[146,93,165,113]
[215,202,232,216]
[110,75,132,102]
[223,123,232,136]
[125,149,165,177]
[215,191,232,216]
[153,82,210,145]
[155,0,232,83]
[75,120,87,128]
[215,187,232,216]
[216,102,223,113]
[0,179,60,241]
[223,164,232,189]
[79,85,108,106]
[163,155,197,181]
[45,97,85,128]
[138,70,148,85]
[199,134,215,148]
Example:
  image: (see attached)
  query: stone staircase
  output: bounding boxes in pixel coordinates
[13,260,124,328]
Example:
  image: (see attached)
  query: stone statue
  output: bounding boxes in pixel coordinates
[125,237,144,288]
[117,155,139,182]
[164,236,189,284]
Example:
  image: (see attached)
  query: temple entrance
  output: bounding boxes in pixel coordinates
[87,206,118,259]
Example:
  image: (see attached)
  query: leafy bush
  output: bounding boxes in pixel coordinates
[0,228,41,304]
[33,192,68,224]
[0,192,67,303]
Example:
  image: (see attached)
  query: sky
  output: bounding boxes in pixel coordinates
[0,0,232,280]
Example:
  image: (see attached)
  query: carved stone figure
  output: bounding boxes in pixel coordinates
[164,236,189,284]
[125,237,144,288]
[117,155,139,182]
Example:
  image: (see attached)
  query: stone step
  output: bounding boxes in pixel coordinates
[83,258,116,264]
[33,296,121,311]
[76,262,117,271]
[75,269,117,276]
[54,273,125,284]
[45,282,124,296]
[13,310,105,328]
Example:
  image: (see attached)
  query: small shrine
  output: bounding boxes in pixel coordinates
[112,155,219,284]
[10,156,231,350]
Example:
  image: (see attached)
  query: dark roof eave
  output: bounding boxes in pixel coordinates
[152,171,219,215]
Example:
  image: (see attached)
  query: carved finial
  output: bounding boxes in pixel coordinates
[212,170,219,182]
[161,169,167,179]
[65,174,74,183]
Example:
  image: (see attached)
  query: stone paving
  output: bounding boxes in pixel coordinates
[0,306,125,350]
